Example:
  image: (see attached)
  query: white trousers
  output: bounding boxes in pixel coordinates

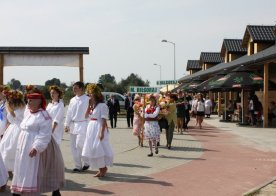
[70,133,89,169]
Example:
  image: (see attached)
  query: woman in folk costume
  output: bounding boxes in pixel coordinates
[11,92,64,196]
[0,85,10,138]
[144,95,160,157]
[46,86,65,146]
[132,94,144,147]
[0,90,25,174]
[82,83,114,177]
[0,151,8,192]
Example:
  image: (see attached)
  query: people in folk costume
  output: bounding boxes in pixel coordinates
[46,86,65,146]
[0,90,25,174]
[82,83,114,177]
[0,85,10,139]
[143,95,160,157]
[204,95,212,118]
[11,91,64,196]
[0,151,8,192]
[64,81,90,172]
[194,93,205,129]
[165,94,177,149]
[132,94,144,147]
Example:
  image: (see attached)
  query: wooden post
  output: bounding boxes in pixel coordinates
[218,92,221,117]
[79,54,84,82]
[0,55,3,85]
[263,63,269,128]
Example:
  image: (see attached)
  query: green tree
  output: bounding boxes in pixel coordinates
[45,78,61,86]
[117,73,149,94]
[8,78,22,90]
[98,74,117,92]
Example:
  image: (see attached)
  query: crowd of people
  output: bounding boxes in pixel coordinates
[0,82,114,195]
[2,81,268,195]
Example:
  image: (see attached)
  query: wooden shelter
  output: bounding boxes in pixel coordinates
[0,47,89,85]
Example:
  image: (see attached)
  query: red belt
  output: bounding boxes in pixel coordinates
[91,118,97,121]
[144,118,158,121]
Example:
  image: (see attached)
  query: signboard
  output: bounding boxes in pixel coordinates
[129,86,160,94]
[156,80,178,85]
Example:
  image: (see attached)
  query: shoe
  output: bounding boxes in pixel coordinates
[157,142,160,146]
[155,149,159,154]
[147,153,153,157]
[52,189,61,196]
[167,144,171,149]
[82,165,90,171]
[101,167,108,177]
[72,168,81,172]
[0,185,6,192]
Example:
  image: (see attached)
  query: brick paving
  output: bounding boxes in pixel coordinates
[4,117,276,195]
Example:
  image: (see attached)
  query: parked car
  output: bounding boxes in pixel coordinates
[102,92,126,110]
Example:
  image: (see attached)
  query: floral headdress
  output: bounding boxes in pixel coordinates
[49,85,63,98]
[86,83,103,102]
[6,90,24,102]
[0,85,11,96]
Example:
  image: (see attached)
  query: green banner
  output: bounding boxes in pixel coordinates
[129,86,160,94]
[156,80,178,85]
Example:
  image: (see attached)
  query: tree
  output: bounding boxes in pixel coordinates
[98,74,117,92]
[45,78,61,86]
[117,73,149,94]
[8,78,22,90]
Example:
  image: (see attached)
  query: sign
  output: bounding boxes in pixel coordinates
[156,80,178,85]
[129,86,160,94]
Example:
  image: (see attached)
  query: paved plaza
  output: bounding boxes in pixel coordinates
[4,116,276,195]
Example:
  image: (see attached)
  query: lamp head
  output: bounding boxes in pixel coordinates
[161,40,167,42]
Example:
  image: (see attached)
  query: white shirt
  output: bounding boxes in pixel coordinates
[64,94,89,134]
[46,100,65,145]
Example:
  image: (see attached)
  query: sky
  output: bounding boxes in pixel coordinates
[1,0,276,87]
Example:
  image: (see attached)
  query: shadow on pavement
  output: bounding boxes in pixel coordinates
[172,138,208,142]
[98,173,173,187]
[62,179,114,194]
[160,146,218,152]
[113,163,151,168]
[158,155,206,161]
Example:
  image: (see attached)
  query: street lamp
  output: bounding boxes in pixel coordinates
[162,39,176,81]
[153,63,162,85]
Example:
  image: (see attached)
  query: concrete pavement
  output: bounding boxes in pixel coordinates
[4,116,276,195]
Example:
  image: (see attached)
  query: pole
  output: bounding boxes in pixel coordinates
[173,43,176,81]
[241,89,244,124]
[263,63,269,127]
[79,54,84,82]
[0,55,3,85]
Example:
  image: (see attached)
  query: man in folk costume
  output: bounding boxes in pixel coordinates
[106,93,120,128]
[0,85,10,138]
[64,81,90,172]
[11,92,64,196]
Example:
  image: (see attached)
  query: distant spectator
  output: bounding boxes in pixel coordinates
[125,92,134,128]
[268,101,276,124]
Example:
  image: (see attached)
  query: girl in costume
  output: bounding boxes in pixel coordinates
[132,94,144,147]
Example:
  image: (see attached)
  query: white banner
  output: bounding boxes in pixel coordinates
[4,54,79,67]
[130,86,160,94]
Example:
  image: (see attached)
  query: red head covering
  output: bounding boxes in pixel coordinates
[27,93,47,110]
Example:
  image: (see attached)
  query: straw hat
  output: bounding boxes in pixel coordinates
[134,94,141,100]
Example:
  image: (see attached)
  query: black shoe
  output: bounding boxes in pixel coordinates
[73,168,81,172]
[52,189,61,196]
[155,149,159,154]
[82,165,90,171]
[157,142,160,146]
[147,153,153,157]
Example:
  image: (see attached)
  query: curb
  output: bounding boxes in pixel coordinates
[242,176,276,196]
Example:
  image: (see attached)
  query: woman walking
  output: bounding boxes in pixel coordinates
[0,85,10,138]
[133,94,144,147]
[11,91,64,196]
[46,85,65,146]
[176,90,185,134]
[0,90,25,174]
[195,93,205,129]
[82,83,114,177]
[144,95,160,157]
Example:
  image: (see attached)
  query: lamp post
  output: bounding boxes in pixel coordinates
[154,63,162,86]
[162,39,176,81]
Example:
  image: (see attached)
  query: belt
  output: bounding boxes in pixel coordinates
[144,118,158,121]
[91,118,97,121]
[72,120,87,123]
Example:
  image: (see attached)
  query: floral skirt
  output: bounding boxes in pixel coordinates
[144,121,160,142]
[133,116,143,136]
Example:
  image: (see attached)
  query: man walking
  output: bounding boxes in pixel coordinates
[64,81,90,172]
[107,93,120,128]
[125,92,134,128]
